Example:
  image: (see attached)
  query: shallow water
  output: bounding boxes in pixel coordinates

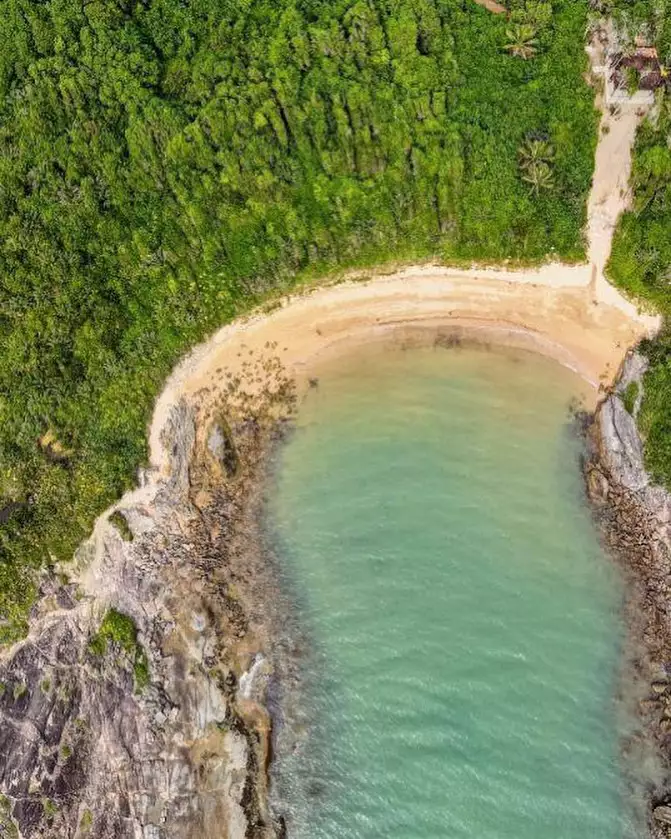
[267,343,637,839]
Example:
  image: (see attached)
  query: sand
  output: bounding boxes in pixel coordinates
[472,0,507,13]
[588,105,648,310]
[148,262,658,476]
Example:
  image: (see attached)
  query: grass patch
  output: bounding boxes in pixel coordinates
[109,511,133,542]
[79,809,93,834]
[12,683,26,701]
[42,798,58,819]
[0,795,18,839]
[622,380,640,416]
[89,608,150,692]
[89,609,138,657]
[133,650,150,692]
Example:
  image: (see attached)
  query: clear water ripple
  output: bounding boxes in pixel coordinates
[267,345,641,839]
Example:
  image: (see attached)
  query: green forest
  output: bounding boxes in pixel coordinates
[607,1,671,487]
[0,0,598,641]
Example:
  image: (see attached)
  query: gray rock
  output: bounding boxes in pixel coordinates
[654,806,671,826]
[587,351,671,837]
[598,385,648,492]
[0,399,284,839]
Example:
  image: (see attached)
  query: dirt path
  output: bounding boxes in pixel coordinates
[472,0,507,13]
[588,104,647,297]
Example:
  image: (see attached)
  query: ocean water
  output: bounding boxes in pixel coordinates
[267,342,637,839]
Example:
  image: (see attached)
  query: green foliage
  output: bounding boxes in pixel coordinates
[518,2,553,30]
[0,0,598,635]
[505,23,539,59]
[109,511,133,542]
[622,380,639,415]
[608,0,671,63]
[134,649,150,692]
[80,809,93,834]
[12,682,26,701]
[505,0,554,58]
[635,332,671,487]
[625,65,641,94]
[519,137,556,166]
[607,64,671,486]
[519,136,556,193]
[42,799,58,818]
[89,608,150,691]
[89,609,138,656]
[0,795,18,839]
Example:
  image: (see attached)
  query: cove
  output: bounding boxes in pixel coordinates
[266,341,638,839]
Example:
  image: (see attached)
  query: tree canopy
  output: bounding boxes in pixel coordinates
[0,0,597,640]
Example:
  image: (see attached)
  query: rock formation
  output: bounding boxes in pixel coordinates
[586,351,671,838]
[0,357,296,838]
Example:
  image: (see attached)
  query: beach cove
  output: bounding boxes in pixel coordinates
[2,49,669,839]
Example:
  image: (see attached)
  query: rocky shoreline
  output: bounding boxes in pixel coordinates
[586,351,671,838]
[1,338,670,838]
[0,350,299,839]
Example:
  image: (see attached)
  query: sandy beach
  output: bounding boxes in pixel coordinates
[148,262,658,475]
[141,83,657,478]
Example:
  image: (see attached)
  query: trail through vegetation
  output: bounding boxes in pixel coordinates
[472,0,507,14]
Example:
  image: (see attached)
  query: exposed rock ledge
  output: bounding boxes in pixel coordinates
[0,359,296,839]
[586,351,671,838]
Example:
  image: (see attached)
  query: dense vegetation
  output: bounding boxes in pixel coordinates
[606,2,671,486]
[0,0,597,641]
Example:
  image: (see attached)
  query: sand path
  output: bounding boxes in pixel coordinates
[472,0,507,13]
[588,104,647,308]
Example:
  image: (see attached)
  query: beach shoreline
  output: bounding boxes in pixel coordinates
[148,261,658,482]
[0,12,668,836]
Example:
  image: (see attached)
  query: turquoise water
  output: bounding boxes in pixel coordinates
[268,343,637,839]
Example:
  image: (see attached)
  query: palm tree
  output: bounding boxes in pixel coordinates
[518,138,554,169]
[518,136,555,194]
[521,160,554,194]
[505,23,538,60]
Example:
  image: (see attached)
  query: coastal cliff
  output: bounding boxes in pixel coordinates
[0,371,294,838]
[587,352,671,837]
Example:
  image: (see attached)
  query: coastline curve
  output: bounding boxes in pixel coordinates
[148,262,658,480]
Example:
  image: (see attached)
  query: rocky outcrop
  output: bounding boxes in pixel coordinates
[0,356,296,839]
[586,352,671,838]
